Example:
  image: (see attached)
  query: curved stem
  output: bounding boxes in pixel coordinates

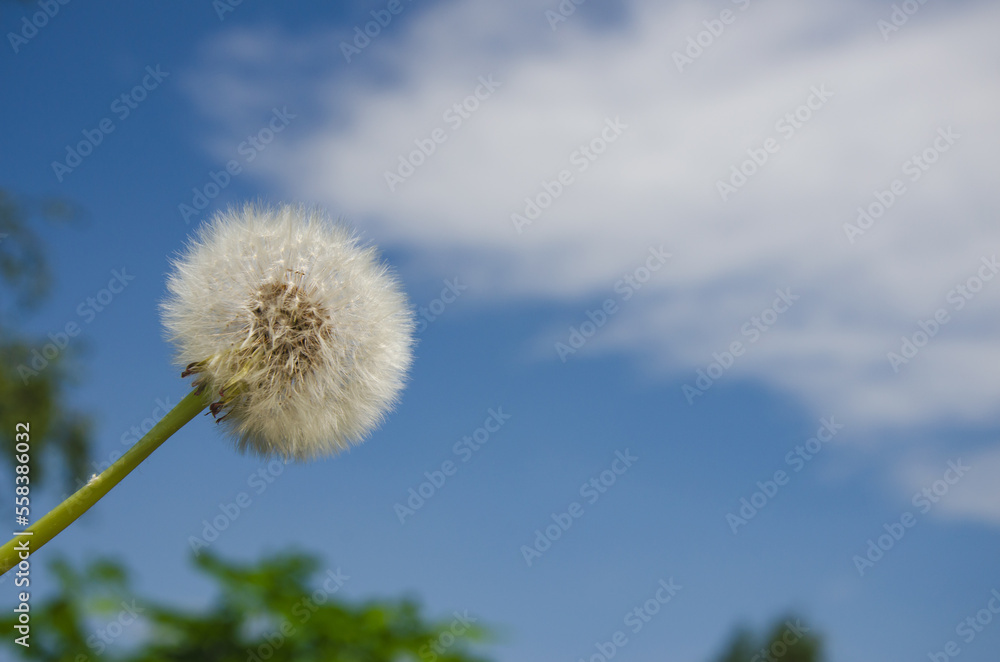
[0,389,206,575]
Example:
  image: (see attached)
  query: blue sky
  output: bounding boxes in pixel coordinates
[2,0,1000,660]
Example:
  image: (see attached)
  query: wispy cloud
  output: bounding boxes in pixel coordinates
[182,0,1000,441]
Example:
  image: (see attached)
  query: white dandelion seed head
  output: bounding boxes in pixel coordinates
[161,203,414,460]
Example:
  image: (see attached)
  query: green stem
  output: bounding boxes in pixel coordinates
[0,388,207,575]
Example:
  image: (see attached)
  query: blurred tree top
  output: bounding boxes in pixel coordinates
[0,189,92,491]
[0,550,492,662]
[712,616,824,662]
[0,543,828,662]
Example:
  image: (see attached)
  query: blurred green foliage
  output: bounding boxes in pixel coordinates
[0,550,492,662]
[0,189,92,490]
[0,544,828,662]
[712,616,824,662]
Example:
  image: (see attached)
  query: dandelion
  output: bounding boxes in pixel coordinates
[0,203,414,574]
[162,203,414,459]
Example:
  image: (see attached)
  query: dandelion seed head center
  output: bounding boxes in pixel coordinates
[245,280,330,378]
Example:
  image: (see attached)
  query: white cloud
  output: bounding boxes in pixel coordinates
[898,450,1000,525]
[182,0,1000,440]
